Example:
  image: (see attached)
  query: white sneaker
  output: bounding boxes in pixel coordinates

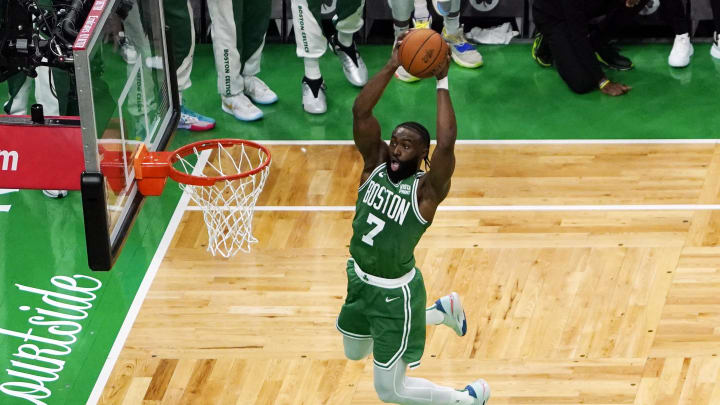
[145,56,164,70]
[443,26,484,68]
[222,94,263,122]
[243,76,278,105]
[301,76,327,115]
[328,35,368,87]
[43,190,68,199]
[668,33,693,68]
[433,292,467,336]
[118,32,137,64]
[464,379,491,405]
[392,38,420,82]
[394,65,420,82]
[711,31,720,59]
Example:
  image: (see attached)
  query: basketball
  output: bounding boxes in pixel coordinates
[398,29,449,78]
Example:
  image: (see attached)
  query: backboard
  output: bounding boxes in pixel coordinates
[74,0,179,270]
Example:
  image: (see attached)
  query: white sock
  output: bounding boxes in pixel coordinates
[414,0,430,19]
[394,23,410,41]
[338,32,354,47]
[426,304,444,325]
[444,16,460,36]
[304,57,321,80]
[676,32,689,39]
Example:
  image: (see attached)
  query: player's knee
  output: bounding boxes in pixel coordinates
[344,346,369,361]
[342,336,372,361]
[374,376,401,403]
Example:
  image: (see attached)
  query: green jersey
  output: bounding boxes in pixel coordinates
[349,163,431,279]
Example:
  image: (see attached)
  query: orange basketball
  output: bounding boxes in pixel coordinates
[398,29,448,78]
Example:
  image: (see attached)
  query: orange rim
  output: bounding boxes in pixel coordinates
[166,139,271,186]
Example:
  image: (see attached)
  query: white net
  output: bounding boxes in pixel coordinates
[174,142,270,258]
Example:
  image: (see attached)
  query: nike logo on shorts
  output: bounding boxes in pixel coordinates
[385,296,400,303]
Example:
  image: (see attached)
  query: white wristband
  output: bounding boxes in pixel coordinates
[436,77,448,90]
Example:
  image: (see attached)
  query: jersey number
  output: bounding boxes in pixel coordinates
[362,214,385,246]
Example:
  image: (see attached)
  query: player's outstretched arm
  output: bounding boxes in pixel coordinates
[420,52,456,218]
[352,35,407,177]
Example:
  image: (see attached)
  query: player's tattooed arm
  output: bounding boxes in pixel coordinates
[420,52,456,219]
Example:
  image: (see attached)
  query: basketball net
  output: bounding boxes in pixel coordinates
[173,142,270,257]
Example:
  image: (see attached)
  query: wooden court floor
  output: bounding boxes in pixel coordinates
[99,144,720,405]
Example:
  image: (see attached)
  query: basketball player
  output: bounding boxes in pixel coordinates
[338,36,490,404]
[207,0,277,122]
[290,0,367,114]
[391,0,483,82]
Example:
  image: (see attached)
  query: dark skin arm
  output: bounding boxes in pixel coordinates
[352,35,411,185]
[417,50,455,222]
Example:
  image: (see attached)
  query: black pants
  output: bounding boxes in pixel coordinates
[534,0,649,94]
[663,0,720,34]
[662,0,691,34]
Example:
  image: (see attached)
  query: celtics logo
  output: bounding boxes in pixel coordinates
[639,0,660,16]
[321,0,337,14]
[470,0,500,12]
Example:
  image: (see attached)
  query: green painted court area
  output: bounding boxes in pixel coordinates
[0,42,719,404]
[3,43,720,142]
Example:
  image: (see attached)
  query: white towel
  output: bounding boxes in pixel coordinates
[466,23,519,45]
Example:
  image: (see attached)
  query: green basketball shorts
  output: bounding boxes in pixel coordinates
[336,258,427,370]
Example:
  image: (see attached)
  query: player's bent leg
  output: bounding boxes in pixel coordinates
[426,292,467,337]
[343,335,373,360]
[373,359,484,405]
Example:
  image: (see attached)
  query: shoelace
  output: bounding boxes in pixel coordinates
[248,79,272,96]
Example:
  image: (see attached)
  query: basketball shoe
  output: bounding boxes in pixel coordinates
[302,76,327,115]
[432,292,467,336]
[711,31,720,59]
[393,35,420,83]
[532,33,552,67]
[328,34,367,87]
[668,33,693,68]
[413,16,432,30]
[464,379,491,405]
[442,26,484,68]
[244,76,278,105]
[222,94,263,122]
[178,105,215,131]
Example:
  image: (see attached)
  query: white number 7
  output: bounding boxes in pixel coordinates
[362,213,385,246]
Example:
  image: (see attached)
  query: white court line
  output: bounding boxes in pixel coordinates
[185,204,720,212]
[260,139,720,145]
[86,135,720,403]
[0,205,10,212]
[86,149,212,405]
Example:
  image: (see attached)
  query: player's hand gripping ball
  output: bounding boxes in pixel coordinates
[398,29,450,79]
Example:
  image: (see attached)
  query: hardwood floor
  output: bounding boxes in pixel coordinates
[99,144,720,404]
